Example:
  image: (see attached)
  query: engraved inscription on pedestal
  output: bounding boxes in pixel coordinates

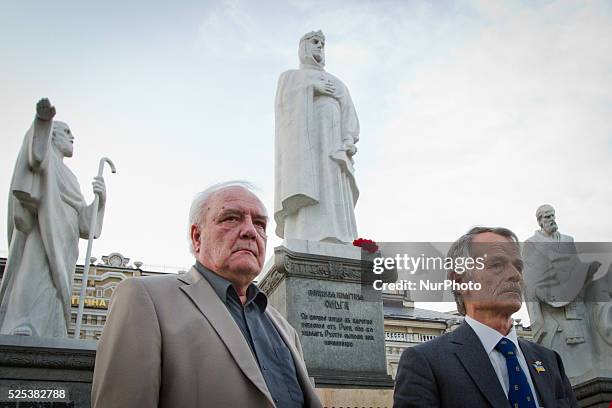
[260,243,392,387]
[291,279,384,374]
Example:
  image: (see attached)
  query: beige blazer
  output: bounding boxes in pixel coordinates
[92,267,322,408]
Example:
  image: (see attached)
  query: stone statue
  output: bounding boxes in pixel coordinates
[523,204,612,381]
[0,98,107,337]
[274,30,360,244]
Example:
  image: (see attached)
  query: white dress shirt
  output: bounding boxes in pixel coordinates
[464,316,542,407]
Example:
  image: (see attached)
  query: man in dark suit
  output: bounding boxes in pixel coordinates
[393,227,578,408]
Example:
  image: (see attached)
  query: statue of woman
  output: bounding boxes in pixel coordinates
[274,30,360,244]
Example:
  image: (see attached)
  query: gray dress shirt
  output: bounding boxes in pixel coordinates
[195,262,304,407]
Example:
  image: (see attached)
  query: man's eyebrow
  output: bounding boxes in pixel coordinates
[219,208,242,215]
[218,208,268,221]
[253,214,269,222]
[485,254,508,262]
[216,208,247,220]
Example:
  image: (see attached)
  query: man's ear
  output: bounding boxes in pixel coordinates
[449,270,461,282]
[190,224,201,254]
[450,271,469,296]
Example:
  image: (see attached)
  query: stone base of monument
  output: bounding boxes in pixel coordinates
[573,375,612,408]
[316,388,393,408]
[259,239,394,398]
[0,334,96,407]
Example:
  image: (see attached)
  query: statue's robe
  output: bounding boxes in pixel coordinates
[274,60,359,243]
[522,231,596,380]
[0,118,103,337]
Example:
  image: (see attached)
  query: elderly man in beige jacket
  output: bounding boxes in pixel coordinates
[92,181,322,408]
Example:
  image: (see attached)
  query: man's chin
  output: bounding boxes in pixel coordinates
[501,289,522,301]
[227,261,261,278]
[473,297,522,314]
[497,298,522,314]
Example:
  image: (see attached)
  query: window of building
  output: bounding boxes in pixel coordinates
[421,334,437,342]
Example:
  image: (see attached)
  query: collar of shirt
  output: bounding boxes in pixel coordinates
[464,315,520,355]
[194,261,267,312]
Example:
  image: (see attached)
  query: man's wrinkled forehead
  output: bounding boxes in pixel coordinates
[470,233,520,257]
[207,186,268,217]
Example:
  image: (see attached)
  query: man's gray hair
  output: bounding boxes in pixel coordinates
[187,180,262,255]
[447,226,519,315]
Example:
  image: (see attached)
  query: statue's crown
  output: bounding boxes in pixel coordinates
[300,30,325,43]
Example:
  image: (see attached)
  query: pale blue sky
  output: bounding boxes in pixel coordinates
[2,1,611,318]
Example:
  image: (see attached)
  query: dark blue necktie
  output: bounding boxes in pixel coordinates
[495,338,537,408]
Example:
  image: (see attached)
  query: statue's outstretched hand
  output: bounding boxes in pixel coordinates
[92,176,107,204]
[36,98,56,121]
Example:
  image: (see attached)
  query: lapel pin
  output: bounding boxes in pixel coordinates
[533,361,546,373]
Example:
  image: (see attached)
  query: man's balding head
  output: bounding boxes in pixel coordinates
[189,182,268,291]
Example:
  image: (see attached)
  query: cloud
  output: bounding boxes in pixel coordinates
[190,0,612,246]
[356,0,612,243]
[197,0,292,61]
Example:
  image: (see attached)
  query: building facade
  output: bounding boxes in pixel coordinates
[0,253,182,340]
[67,252,178,339]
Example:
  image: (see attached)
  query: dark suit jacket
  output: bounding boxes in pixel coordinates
[393,322,578,408]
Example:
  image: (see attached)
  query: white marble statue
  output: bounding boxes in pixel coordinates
[0,98,107,337]
[523,204,612,381]
[274,30,360,244]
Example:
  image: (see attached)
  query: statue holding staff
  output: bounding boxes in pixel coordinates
[0,98,108,338]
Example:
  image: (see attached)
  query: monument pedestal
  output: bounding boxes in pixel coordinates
[573,371,612,408]
[0,334,96,407]
[259,239,393,404]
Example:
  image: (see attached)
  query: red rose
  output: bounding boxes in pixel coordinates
[353,238,379,254]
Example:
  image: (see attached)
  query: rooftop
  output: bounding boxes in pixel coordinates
[384,303,461,323]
